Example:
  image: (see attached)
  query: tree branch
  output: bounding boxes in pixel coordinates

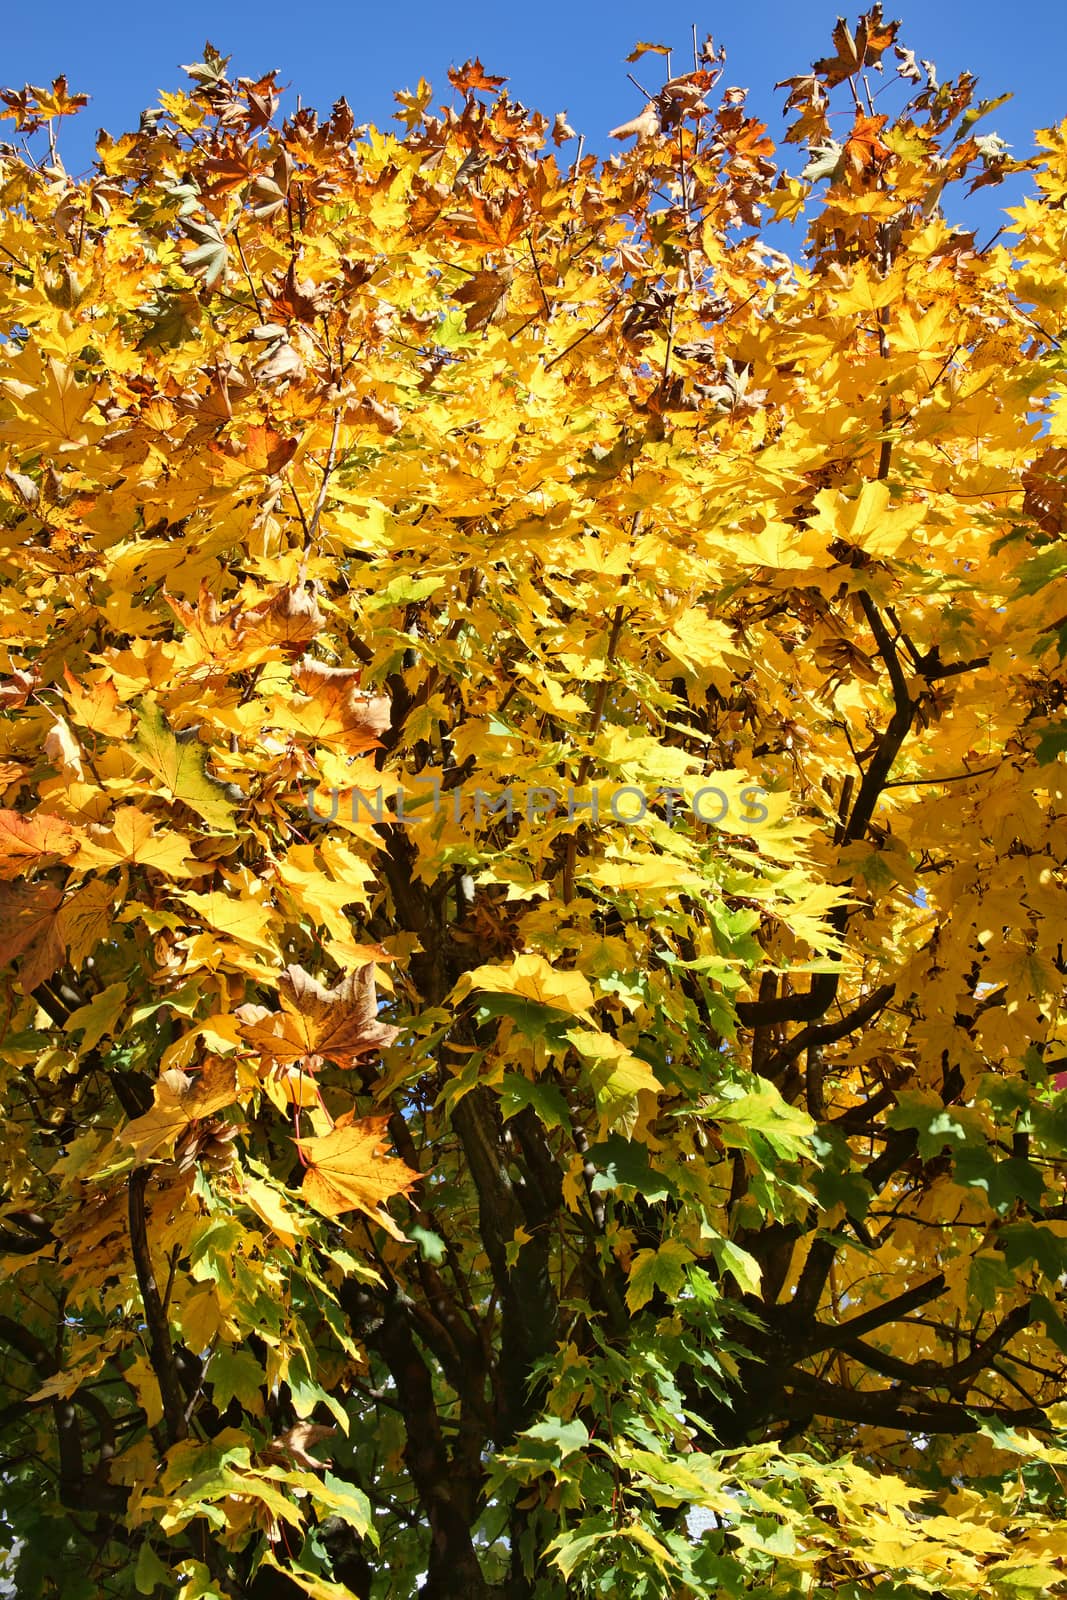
[127,1168,187,1446]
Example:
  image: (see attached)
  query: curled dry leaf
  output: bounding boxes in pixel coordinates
[3,467,39,506]
[625,42,671,63]
[657,74,712,129]
[121,1058,238,1162]
[608,104,661,143]
[260,1421,336,1471]
[255,337,305,387]
[44,715,84,780]
[0,666,40,709]
[348,392,402,434]
[174,1118,240,1173]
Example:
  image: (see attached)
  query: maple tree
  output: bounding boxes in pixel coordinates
[2,7,1067,1595]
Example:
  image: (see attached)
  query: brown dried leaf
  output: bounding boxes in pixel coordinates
[452,269,511,331]
[276,962,399,1067]
[609,105,661,142]
[814,5,898,88]
[255,339,305,387]
[349,393,402,435]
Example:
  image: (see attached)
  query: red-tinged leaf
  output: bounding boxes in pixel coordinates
[0,810,78,879]
[469,192,527,248]
[447,58,506,94]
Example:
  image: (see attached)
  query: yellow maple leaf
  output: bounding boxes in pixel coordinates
[811,479,925,559]
[63,666,135,739]
[0,347,105,453]
[75,807,194,877]
[454,952,595,1015]
[298,1113,420,1235]
[176,890,277,955]
[131,702,237,834]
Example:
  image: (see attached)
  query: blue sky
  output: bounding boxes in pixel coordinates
[4,2,1065,238]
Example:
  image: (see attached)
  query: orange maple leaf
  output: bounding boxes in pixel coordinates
[0,809,79,879]
[469,192,528,248]
[843,114,891,176]
[285,661,391,752]
[242,585,324,653]
[447,58,506,94]
[62,666,134,739]
[298,1112,419,1234]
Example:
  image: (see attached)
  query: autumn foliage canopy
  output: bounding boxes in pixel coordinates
[3,7,1067,1596]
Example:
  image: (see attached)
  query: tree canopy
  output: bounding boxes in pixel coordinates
[2,7,1067,1597]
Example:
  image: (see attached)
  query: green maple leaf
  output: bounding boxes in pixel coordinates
[131,702,237,833]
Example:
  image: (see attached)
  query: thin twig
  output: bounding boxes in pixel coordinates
[285,476,312,544]
[527,234,551,319]
[569,133,585,185]
[305,408,343,549]
[881,762,999,789]
[544,298,621,370]
[231,227,264,320]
